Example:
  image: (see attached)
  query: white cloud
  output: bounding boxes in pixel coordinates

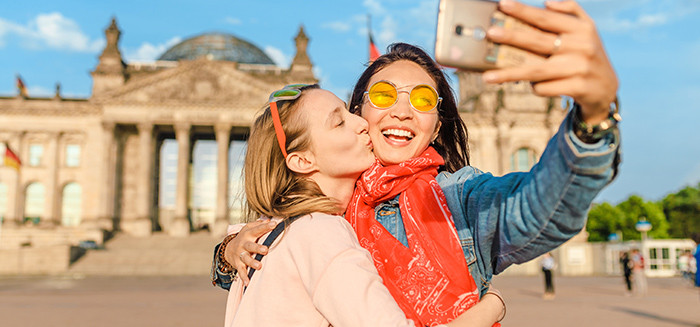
[377,16,397,45]
[264,46,291,68]
[599,13,669,32]
[363,0,386,15]
[225,17,242,25]
[313,66,352,102]
[0,17,28,47]
[0,13,102,52]
[27,85,53,97]
[358,1,440,51]
[580,0,700,33]
[33,13,103,52]
[322,21,351,32]
[408,0,440,26]
[125,36,182,62]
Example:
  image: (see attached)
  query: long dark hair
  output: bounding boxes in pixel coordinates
[349,43,469,172]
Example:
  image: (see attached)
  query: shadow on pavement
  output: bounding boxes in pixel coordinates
[609,306,700,327]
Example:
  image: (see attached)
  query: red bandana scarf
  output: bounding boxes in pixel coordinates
[346,147,480,326]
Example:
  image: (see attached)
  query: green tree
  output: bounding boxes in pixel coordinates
[617,195,669,240]
[662,183,700,238]
[586,202,625,242]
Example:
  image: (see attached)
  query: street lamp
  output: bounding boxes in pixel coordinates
[635,217,652,242]
[635,217,652,272]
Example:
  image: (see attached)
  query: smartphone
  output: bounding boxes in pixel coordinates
[435,0,544,71]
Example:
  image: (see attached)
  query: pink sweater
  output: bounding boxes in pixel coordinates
[224,212,417,327]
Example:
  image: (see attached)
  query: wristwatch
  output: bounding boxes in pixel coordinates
[572,97,621,144]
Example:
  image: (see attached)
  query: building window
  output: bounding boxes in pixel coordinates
[0,183,7,221]
[24,182,45,224]
[61,182,82,226]
[65,144,81,167]
[29,144,43,166]
[510,147,537,172]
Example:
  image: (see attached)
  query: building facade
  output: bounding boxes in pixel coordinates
[0,18,564,246]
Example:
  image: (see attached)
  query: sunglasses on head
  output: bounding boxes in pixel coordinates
[269,84,311,159]
[364,80,442,113]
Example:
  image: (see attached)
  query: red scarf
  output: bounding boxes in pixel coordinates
[346,147,480,326]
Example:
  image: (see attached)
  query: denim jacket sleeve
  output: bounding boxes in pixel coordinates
[211,241,236,290]
[437,108,620,286]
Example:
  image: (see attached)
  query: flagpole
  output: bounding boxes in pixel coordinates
[367,14,381,62]
[368,14,372,61]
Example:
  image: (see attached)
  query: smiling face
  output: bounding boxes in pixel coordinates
[301,89,375,181]
[359,60,441,166]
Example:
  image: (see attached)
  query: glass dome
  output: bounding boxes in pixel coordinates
[158,33,275,65]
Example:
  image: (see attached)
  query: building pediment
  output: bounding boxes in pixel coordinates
[97,58,285,107]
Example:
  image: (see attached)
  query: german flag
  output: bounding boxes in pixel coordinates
[3,144,21,171]
[368,15,381,62]
[16,75,28,98]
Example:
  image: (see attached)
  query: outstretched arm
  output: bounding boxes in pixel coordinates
[443,0,620,285]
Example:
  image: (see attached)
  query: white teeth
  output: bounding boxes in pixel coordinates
[382,128,414,139]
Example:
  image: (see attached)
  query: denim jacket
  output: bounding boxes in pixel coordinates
[375,109,620,297]
[213,108,621,293]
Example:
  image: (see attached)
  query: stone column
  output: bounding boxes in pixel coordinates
[496,119,511,176]
[212,123,231,237]
[170,123,191,237]
[130,123,154,236]
[94,122,116,230]
[43,132,60,227]
[4,133,24,227]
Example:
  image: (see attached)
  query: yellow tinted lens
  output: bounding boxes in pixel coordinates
[368,82,397,108]
[410,85,438,112]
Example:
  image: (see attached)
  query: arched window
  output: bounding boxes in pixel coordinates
[61,183,82,226]
[511,147,537,172]
[0,183,7,221]
[25,182,45,224]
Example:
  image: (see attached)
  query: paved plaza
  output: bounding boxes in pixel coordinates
[0,274,697,326]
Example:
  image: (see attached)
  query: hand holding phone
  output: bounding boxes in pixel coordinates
[436,0,618,124]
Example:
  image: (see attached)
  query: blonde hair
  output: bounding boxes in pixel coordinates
[244,85,342,222]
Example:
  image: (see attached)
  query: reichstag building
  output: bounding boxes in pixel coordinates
[0,18,564,245]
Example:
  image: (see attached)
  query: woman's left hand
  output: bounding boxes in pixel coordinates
[482,0,618,125]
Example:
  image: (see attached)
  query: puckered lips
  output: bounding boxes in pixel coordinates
[381,127,415,144]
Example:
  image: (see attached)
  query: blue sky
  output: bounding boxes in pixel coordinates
[1,0,699,205]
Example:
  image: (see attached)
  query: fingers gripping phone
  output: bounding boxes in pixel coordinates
[435,0,544,71]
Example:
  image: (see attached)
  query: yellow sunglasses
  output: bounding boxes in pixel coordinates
[364,80,442,113]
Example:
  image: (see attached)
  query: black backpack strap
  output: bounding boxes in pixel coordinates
[244,215,303,291]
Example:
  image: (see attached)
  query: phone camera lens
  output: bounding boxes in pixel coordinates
[455,25,463,36]
[472,27,486,40]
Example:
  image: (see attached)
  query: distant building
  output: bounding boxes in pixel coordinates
[0,18,564,247]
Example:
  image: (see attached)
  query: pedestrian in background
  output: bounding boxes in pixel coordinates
[693,234,700,288]
[619,251,632,295]
[631,249,647,296]
[541,253,556,300]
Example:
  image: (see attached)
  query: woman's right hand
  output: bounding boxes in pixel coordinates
[223,219,278,286]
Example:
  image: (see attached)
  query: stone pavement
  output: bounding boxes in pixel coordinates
[0,275,697,327]
[491,275,699,327]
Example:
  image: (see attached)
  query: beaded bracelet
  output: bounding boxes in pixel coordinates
[217,233,237,274]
